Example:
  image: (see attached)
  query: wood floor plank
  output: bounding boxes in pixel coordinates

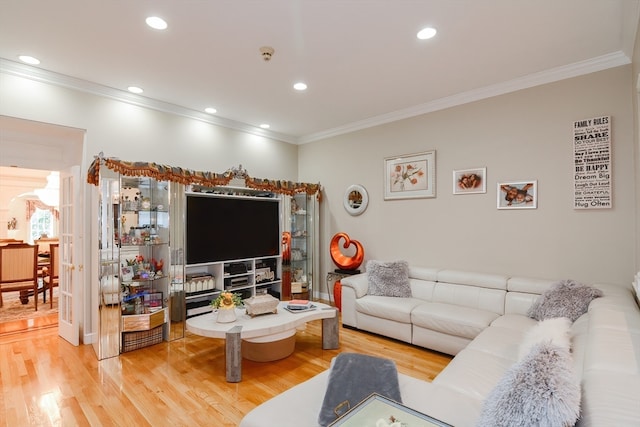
[0,313,452,426]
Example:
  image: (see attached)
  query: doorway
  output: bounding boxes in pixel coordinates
[0,116,85,340]
[0,166,60,334]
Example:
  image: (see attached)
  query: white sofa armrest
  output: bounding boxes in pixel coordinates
[340,272,369,298]
[339,273,369,327]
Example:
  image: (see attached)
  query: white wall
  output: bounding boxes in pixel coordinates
[300,66,636,287]
[633,19,640,277]
[0,74,299,179]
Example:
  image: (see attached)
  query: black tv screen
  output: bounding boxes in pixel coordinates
[186,194,281,264]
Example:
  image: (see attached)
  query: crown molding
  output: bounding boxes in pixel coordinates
[298,51,631,144]
[0,59,296,144]
[1,52,631,146]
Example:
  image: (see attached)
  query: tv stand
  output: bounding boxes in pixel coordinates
[184,186,282,317]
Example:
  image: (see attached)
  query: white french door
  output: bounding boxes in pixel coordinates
[58,165,81,345]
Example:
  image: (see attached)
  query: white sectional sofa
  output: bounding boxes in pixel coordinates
[240,266,640,427]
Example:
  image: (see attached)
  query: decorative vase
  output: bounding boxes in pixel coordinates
[333,280,342,312]
[216,307,237,323]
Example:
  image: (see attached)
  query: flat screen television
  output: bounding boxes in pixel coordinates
[186,194,281,264]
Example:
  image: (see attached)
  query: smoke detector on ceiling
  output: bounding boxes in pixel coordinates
[260,46,275,61]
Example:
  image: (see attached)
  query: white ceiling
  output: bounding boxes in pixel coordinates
[0,1,638,144]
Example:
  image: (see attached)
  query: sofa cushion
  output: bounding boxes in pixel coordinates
[412,302,500,340]
[366,260,412,297]
[507,276,556,294]
[466,322,532,361]
[356,295,424,324]
[432,282,506,315]
[518,317,572,360]
[579,371,640,427]
[437,269,508,290]
[433,347,514,400]
[490,313,538,331]
[527,279,603,322]
[505,291,543,316]
[317,353,401,426]
[477,342,580,427]
[401,381,483,427]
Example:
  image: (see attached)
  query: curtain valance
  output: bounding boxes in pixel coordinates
[26,199,59,221]
[87,154,321,198]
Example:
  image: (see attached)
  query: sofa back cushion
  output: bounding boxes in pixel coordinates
[409,278,436,301]
[427,270,508,315]
[437,270,508,290]
[505,276,555,315]
[407,266,438,301]
[433,283,506,315]
[408,266,439,281]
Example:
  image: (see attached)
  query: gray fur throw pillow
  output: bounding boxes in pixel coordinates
[366,260,412,297]
[527,279,603,322]
[477,342,580,427]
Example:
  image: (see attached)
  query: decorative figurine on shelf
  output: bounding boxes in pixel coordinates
[211,291,243,323]
[329,232,365,311]
[151,258,164,274]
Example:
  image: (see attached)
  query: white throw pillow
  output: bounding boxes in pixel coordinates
[518,317,572,361]
[478,342,580,427]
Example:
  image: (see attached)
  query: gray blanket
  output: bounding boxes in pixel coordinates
[317,353,402,426]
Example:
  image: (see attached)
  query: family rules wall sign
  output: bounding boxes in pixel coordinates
[573,115,611,209]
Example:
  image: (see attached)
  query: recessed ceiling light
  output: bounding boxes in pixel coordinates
[18,55,40,65]
[128,86,144,94]
[293,82,307,91]
[205,107,217,114]
[417,27,437,40]
[146,16,168,30]
[259,124,270,129]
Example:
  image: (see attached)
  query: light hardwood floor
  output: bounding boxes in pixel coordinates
[0,313,452,426]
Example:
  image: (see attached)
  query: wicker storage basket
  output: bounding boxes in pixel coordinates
[122,324,163,352]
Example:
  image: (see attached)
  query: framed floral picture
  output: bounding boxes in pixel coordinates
[384,150,436,200]
[497,180,537,209]
[121,265,134,281]
[453,167,486,194]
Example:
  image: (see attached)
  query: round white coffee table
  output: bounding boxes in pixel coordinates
[186,301,339,382]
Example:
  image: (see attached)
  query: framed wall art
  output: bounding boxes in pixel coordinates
[453,167,486,195]
[497,180,537,209]
[384,150,436,200]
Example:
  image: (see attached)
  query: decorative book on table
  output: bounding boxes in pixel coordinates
[288,299,312,308]
[285,299,316,312]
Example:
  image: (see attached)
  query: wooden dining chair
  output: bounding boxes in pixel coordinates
[35,237,58,255]
[0,243,39,310]
[0,238,23,245]
[43,243,59,308]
